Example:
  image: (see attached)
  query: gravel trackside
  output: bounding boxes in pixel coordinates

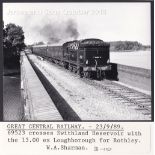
[29,54,150,120]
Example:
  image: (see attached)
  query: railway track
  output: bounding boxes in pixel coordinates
[44,56,152,119]
[31,55,152,120]
[82,79,152,119]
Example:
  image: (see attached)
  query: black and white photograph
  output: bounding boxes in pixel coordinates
[3,2,152,121]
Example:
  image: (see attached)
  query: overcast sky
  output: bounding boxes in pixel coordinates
[3,3,151,45]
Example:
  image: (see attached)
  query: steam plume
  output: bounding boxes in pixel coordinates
[35,19,79,44]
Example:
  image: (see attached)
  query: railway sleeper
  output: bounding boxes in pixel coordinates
[103,86,119,89]
[137,103,151,107]
[142,112,151,115]
[144,105,151,108]
[135,108,148,111]
[135,99,151,101]
[127,104,138,107]
[107,89,123,91]
[122,92,136,94]
[112,96,124,99]
[120,101,131,104]
[123,95,141,98]
[113,91,135,95]
[128,97,150,100]
[137,105,151,112]
[136,100,151,104]
[104,93,117,96]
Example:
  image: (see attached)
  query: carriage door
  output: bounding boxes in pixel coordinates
[78,49,85,65]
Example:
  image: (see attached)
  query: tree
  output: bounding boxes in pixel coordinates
[3,23,26,67]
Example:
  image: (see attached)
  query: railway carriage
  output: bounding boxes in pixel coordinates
[32,38,118,80]
[32,45,48,57]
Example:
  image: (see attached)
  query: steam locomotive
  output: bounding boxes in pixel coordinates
[32,38,118,80]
